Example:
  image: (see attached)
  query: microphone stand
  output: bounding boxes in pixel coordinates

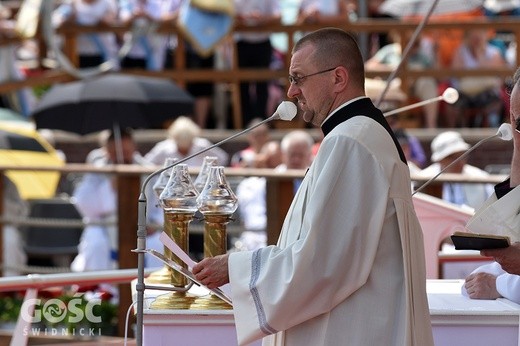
[134,113,286,345]
[413,134,501,196]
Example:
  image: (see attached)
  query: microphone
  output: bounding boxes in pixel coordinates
[412,123,513,196]
[498,122,514,140]
[133,101,297,345]
[275,101,298,121]
[384,87,459,117]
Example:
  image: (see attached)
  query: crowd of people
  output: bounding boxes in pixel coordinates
[2,0,520,129]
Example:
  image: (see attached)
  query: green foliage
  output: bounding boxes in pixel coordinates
[0,294,23,323]
[32,85,51,99]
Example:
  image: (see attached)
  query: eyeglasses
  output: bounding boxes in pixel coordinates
[516,117,520,134]
[288,67,337,86]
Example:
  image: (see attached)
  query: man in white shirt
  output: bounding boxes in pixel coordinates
[72,128,162,271]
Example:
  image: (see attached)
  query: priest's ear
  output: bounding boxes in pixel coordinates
[332,66,349,93]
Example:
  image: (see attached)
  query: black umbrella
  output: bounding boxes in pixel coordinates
[32,73,195,135]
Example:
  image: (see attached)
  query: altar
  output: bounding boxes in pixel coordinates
[135,280,520,346]
[137,284,261,346]
[428,280,520,346]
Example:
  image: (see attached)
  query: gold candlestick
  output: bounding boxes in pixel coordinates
[145,211,176,284]
[149,211,196,310]
[147,158,178,284]
[190,213,233,310]
[203,213,231,258]
[150,164,199,310]
[166,212,193,287]
[192,166,237,310]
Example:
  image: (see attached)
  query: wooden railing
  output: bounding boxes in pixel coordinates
[2,17,520,127]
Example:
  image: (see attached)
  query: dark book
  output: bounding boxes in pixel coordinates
[451,231,510,250]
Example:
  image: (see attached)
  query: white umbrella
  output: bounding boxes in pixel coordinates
[379,0,485,17]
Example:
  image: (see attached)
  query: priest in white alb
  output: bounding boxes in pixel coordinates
[193,28,433,346]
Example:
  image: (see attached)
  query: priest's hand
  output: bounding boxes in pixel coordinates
[481,243,520,276]
[192,254,230,289]
[464,272,501,300]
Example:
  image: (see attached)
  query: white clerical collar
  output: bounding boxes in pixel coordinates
[320,96,369,126]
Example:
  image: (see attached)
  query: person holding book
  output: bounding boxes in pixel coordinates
[462,66,520,301]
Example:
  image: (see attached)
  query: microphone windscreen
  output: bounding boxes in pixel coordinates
[276,101,297,121]
[442,87,459,104]
[497,123,513,141]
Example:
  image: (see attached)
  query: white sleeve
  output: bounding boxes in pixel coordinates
[496,273,520,304]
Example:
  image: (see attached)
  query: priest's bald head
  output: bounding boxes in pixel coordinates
[287,28,366,127]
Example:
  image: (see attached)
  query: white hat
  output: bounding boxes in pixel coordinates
[431,131,470,162]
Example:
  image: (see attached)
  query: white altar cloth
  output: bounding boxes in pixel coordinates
[137,283,261,346]
[428,280,520,346]
[135,280,520,346]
